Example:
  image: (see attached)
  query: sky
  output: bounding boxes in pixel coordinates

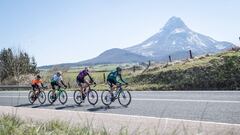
[0,0,239,66]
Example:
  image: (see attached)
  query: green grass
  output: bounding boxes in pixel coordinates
[129,50,240,90]
[0,114,117,135]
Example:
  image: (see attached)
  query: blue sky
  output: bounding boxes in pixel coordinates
[0,0,239,66]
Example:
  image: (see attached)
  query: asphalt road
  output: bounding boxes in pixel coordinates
[0,90,240,124]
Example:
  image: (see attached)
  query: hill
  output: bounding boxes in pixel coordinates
[129,49,240,90]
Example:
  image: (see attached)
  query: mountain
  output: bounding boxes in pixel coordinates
[40,16,236,68]
[78,48,149,65]
[126,17,236,61]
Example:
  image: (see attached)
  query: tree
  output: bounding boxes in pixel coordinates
[0,48,39,83]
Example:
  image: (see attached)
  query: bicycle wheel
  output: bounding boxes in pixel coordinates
[38,91,46,104]
[48,90,56,104]
[101,90,112,106]
[88,89,98,105]
[118,90,131,107]
[73,90,83,105]
[59,90,68,105]
[28,90,36,104]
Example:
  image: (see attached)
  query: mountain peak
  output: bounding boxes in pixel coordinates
[163,16,187,31]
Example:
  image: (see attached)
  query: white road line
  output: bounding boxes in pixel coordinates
[133,98,240,103]
[0,96,240,103]
[1,105,239,127]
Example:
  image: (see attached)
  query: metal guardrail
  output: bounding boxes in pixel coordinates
[0,85,31,90]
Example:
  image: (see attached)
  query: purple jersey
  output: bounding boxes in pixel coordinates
[77,70,89,80]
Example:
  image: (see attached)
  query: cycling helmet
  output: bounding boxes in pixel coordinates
[116,67,122,71]
[85,67,89,72]
[57,71,62,75]
[36,75,41,79]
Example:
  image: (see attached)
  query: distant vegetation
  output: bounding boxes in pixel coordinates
[38,49,240,91]
[129,49,240,90]
[0,48,39,85]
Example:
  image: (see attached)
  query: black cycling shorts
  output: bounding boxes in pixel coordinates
[76,77,85,86]
[107,79,117,87]
[51,81,60,90]
[31,84,40,91]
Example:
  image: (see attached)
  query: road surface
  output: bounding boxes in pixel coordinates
[0,90,240,124]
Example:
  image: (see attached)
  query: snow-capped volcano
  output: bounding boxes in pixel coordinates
[126,17,235,60]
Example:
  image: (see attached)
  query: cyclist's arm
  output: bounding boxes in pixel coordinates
[60,80,67,87]
[41,83,44,88]
[87,73,94,83]
[118,74,127,84]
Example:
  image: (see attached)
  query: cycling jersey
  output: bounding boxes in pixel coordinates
[77,70,89,80]
[51,74,63,83]
[107,70,126,84]
[31,79,42,85]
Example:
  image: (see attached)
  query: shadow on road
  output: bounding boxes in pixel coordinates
[14,103,33,107]
[55,104,90,110]
[31,104,56,108]
[87,106,123,112]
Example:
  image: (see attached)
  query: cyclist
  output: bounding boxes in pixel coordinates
[31,75,44,99]
[51,71,67,98]
[76,67,96,100]
[107,67,128,101]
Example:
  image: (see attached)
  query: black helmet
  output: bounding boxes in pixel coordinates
[116,67,122,71]
[36,75,41,79]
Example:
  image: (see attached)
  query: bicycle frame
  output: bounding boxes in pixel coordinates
[55,88,65,98]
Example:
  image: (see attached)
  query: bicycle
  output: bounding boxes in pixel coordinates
[28,87,47,105]
[73,83,98,105]
[48,87,68,105]
[101,84,131,107]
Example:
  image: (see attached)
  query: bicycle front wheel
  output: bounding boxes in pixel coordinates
[101,90,112,106]
[73,90,83,105]
[88,89,98,105]
[28,90,36,104]
[38,91,46,104]
[59,90,68,105]
[118,90,131,107]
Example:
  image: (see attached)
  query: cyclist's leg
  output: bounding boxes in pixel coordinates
[83,79,91,93]
[51,82,57,96]
[107,79,117,100]
[31,84,37,98]
[77,78,86,100]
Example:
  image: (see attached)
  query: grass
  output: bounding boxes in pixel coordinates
[0,114,112,135]
[1,114,239,135]
[129,50,240,90]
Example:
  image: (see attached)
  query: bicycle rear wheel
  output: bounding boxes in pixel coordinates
[59,90,68,105]
[28,91,36,104]
[118,90,131,107]
[38,91,46,104]
[101,90,112,106]
[88,89,98,105]
[73,90,83,105]
[48,90,56,104]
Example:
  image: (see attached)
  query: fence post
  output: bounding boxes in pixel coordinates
[189,50,193,59]
[148,60,151,66]
[67,82,71,89]
[103,73,106,83]
[169,55,172,62]
[133,66,136,73]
